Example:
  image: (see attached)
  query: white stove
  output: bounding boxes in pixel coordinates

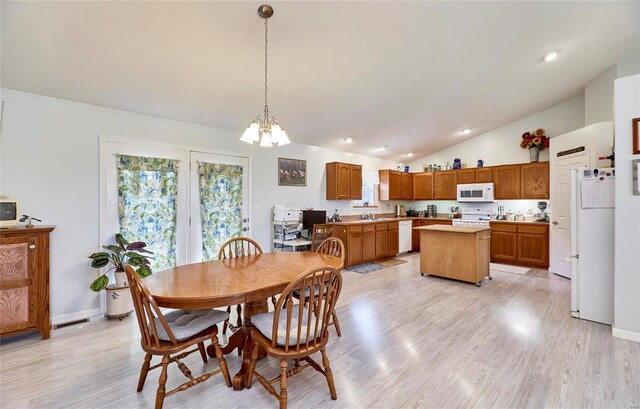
[452,207,497,227]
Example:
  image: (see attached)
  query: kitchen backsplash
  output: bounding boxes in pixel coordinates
[407,200,550,217]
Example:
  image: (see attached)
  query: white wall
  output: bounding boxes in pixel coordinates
[0,88,400,322]
[585,66,616,126]
[613,74,640,341]
[408,96,585,172]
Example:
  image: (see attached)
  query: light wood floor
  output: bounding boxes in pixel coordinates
[2,253,639,408]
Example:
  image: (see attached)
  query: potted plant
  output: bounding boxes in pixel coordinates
[89,234,153,319]
[520,128,550,162]
[89,233,153,291]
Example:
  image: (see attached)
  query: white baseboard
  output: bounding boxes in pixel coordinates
[612,327,640,342]
[52,308,100,326]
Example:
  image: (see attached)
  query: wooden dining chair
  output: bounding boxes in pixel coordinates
[246,266,343,409]
[124,265,232,409]
[217,237,273,335]
[310,224,333,252]
[294,237,345,337]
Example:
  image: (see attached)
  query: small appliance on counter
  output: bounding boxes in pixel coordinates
[406,207,418,217]
[396,204,407,218]
[533,201,548,222]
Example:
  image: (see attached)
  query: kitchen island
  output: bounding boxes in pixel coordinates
[415,225,492,286]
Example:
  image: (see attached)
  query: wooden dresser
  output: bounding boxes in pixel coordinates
[0,226,55,339]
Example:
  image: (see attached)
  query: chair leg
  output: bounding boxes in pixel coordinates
[211,332,232,387]
[331,311,342,337]
[271,295,277,309]
[197,342,208,363]
[137,353,152,392]
[246,342,259,389]
[223,306,231,334]
[279,359,288,409]
[155,355,170,409]
[236,304,242,328]
[321,348,337,400]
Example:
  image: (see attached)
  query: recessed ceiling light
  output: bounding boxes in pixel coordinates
[406,152,414,157]
[378,145,387,151]
[462,128,472,135]
[344,137,353,143]
[543,50,559,62]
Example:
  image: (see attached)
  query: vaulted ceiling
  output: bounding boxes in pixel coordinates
[2,1,639,159]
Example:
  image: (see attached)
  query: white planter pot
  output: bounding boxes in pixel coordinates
[105,284,133,320]
[114,271,128,287]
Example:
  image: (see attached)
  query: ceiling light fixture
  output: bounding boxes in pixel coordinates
[379,145,388,151]
[240,4,290,147]
[344,137,353,143]
[406,152,414,157]
[543,50,559,62]
[462,128,472,135]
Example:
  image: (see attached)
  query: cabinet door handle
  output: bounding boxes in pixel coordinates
[29,244,36,250]
[481,236,491,240]
[552,221,559,225]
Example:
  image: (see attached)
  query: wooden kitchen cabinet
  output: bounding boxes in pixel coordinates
[379,170,412,200]
[434,170,457,200]
[457,168,475,184]
[412,219,452,252]
[412,172,434,200]
[490,222,549,268]
[0,226,55,339]
[388,222,399,256]
[493,165,521,199]
[375,223,388,259]
[362,225,376,262]
[401,173,413,200]
[490,226,518,263]
[346,225,363,265]
[475,167,493,183]
[521,162,549,199]
[326,162,362,200]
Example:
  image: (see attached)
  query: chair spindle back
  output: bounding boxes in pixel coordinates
[311,224,333,252]
[125,264,178,347]
[272,266,342,352]
[315,237,345,269]
[218,237,263,260]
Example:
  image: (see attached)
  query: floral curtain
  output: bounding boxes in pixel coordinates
[199,162,243,261]
[117,155,178,272]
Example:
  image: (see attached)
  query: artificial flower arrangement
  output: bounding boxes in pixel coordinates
[520,128,550,150]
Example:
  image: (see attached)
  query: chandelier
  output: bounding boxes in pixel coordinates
[240,4,291,147]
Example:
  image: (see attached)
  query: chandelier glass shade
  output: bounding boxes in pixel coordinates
[241,4,290,147]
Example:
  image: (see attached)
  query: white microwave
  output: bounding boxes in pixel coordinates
[457,183,495,203]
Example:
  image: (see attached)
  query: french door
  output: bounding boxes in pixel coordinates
[102,140,250,269]
[189,152,250,263]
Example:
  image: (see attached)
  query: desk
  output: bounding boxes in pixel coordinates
[144,252,342,390]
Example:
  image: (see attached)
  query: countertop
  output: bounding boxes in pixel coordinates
[330,216,455,226]
[414,225,491,234]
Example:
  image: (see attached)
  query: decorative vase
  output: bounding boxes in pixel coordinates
[529,147,540,162]
[105,284,133,320]
[114,271,128,287]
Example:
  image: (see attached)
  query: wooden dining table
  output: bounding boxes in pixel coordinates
[144,251,342,391]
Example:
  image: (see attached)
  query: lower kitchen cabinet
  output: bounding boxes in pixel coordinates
[490,222,548,268]
[333,221,401,266]
[412,219,452,252]
[362,226,376,261]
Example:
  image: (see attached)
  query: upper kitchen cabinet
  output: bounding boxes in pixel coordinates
[457,168,475,184]
[401,173,413,200]
[434,170,457,200]
[326,162,362,200]
[413,172,434,200]
[379,170,412,200]
[493,165,521,199]
[475,167,493,183]
[521,162,549,199]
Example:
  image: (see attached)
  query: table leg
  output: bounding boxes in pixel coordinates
[207,299,269,390]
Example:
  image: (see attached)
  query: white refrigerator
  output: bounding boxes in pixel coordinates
[570,168,615,325]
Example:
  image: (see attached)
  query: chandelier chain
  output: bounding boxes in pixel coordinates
[264,17,269,120]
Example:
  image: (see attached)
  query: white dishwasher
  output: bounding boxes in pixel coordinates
[398,220,413,253]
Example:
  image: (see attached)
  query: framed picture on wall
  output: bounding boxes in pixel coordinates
[633,117,640,155]
[278,158,307,186]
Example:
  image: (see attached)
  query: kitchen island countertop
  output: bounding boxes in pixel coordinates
[414,225,490,234]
